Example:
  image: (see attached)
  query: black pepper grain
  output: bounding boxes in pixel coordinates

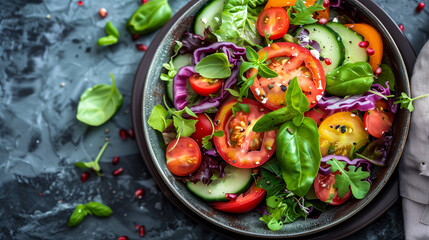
[340,125,346,133]
[280,85,287,92]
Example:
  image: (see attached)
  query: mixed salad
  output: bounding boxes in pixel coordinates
[148,0,400,231]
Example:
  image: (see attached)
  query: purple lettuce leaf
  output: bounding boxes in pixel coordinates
[176,154,226,185]
[358,134,392,167]
[179,27,217,55]
[295,28,322,53]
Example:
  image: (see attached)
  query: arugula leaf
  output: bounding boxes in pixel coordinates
[288,0,325,25]
[327,158,370,199]
[394,92,428,112]
[76,73,123,126]
[195,53,233,79]
[75,141,109,175]
[148,104,172,132]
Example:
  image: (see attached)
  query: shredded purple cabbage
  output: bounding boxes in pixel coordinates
[173,42,245,113]
[177,154,226,185]
[317,82,394,114]
[295,28,322,53]
[179,27,217,55]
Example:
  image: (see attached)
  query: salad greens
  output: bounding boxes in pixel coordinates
[160,41,183,82]
[68,202,113,227]
[374,64,395,91]
[201,113,225,150]
[195,53,233,79]
[287,0,325,25]
[325,62,374,96]
[394,92,429,112]
[76,73,123,126]
[147,104,172,132]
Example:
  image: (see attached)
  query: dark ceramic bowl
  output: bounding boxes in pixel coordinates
[132,0,412,238]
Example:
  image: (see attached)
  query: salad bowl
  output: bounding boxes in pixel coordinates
[132,0,413,238]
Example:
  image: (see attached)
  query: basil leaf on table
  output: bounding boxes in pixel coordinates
[85,202,113,217]
[288,0,325,25]
[327,158,370,199]
[68,204,91,227]
[276,117,321,197]
[126,0,172,35]
[76,73,123,126]
[374,64,395,91]
[195,53,233,79]
[326,62,374,97]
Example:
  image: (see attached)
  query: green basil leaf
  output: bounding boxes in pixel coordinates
[373,64,395,91]
[286,76,309,113]
[126,0,172,35]
[245,46,259,62]
[252,107,297,132]
[68,204,91,227]
[258,64,278,78]
[105,21,119,38]
[326,62,374,97]
[85,202,113,217]
[239,61,256,81]
[195,53,232,79]
[76,73,123,126]
[288,0,325,25]
[276,118,321,197]
[327,158,370,199]
[292,113,304,127]
[148,104,170,132]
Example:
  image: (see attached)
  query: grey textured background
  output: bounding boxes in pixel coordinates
[0,0,427,239]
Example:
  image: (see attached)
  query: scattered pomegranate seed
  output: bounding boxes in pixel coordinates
[99,8,108,18]
[127,128,136,139]
[119,129,127,140]
[399,24,405,32]
[40,193,43,196]
[112,156,119,165]
[225,193,238,201]
[323,0,330,7]
[135,224,140,229]
[81,172,90,182]
[113,168,124,176]
[358,41,369,48]
[416,2,425,12]
[142,0,149,4]
[118,236,129,240]
[375,67,382,76]
[138,225,145,237]
[132,34,140,41]
[366,47,375,56]
[77,1,83,6]
[318,18,328,25]
[136,43,147,51]
[135,188,145,199]
[324,58,332,65]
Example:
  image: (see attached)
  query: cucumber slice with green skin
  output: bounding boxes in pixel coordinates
[194,0,226,37]
[297,24,345,74]
[166,54,193,102]
[186,165,253,202]
[326,22,368,67]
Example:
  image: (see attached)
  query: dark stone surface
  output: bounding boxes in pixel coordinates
[0,0,427,239]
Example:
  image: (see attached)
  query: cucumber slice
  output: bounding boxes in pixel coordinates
[186,165,253,202]
[326,22,368,66]
[194,0,225,37]
[297,24,345,74]
[166,54,193,103]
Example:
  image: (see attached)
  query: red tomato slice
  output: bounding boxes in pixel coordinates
[213,98,277,168]
[210,184,266,213]
[256,7,289,40]
[166,137,201,176]
[304,107,329,126]
[190,113,213,147]
[363,100,394,138]
[247,42,325,110]
[190,73,223,96]
[314,171,352,205]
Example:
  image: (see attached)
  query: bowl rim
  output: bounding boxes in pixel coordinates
[131,0,414,238]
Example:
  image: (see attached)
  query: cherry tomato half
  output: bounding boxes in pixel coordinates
[247,42,325,110]
[166,137,201,176]
[319,112,368,156]
[314,171,352,205]
[210,184,266,213]
[363,100,394,138]
[190,73,224,96]
[190,113,214,147]
[213,98,277,168]
[256,7,289,40]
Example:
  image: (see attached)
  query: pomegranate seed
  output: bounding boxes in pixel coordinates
[118,236,129,240]
[135,188,145,199]
[77,1,83,6]
[375,67,382,76]
[99,8,108,18]
[136,43,147,51]
[112,156,119,165]
[399,24,405,32]
[366,47,375,56]
[113,168,124,176]
[142,0,149,4]
[358,41,369,48]
[119,129,127,140]
[323,0,330,7]
[135,224,140,229]
[318,18,328,25]
[81,172,90,182]
[416,2,425,12]
[127,128,135,139]
[324,58,332,65]
[138,225,145,237]
[132,34,140,41]
[225,193,238,201]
